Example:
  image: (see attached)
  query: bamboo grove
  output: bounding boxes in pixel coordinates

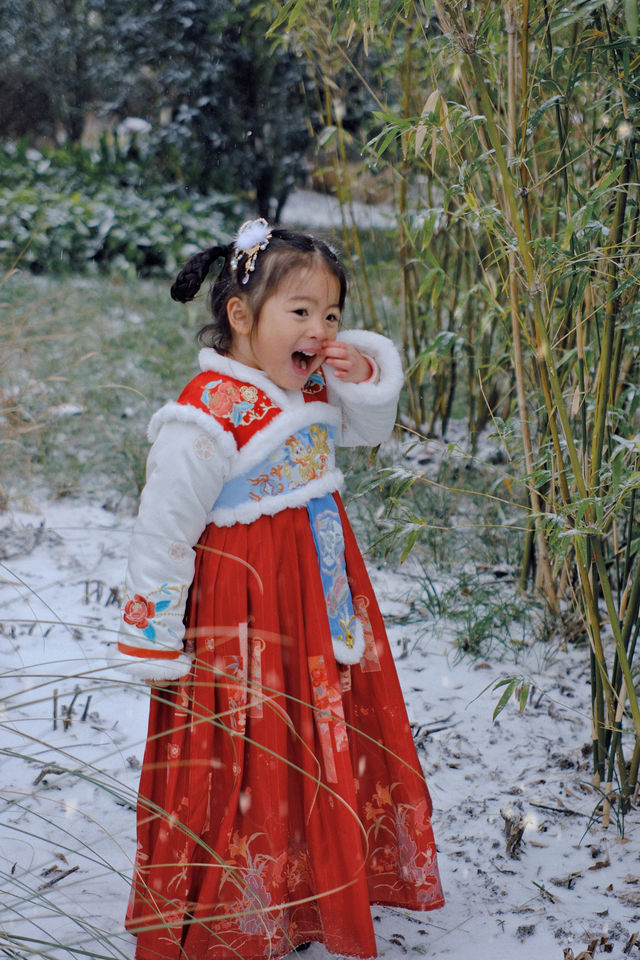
[270,0,640,821]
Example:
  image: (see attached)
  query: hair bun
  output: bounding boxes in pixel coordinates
[171,244,229,303]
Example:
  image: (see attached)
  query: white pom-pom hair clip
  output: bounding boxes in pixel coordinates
[230,218,272,285]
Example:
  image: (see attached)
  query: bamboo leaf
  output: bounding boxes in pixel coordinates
[595,164,626,196]
[400,526,422,562]
[265,0,305,34]
[415,90,441,156]
[625,0,639,37]
[493,680,517,720]
[317,126,338,148]
[368,125,401,158]
[518,682,530,713]
[551,0,606,29]
[526,95,564,137]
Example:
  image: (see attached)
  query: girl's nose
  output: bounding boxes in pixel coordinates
[308,315,330,339]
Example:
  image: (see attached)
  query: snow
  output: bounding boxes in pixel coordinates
[2,499,639,959]
[280,188,395,231]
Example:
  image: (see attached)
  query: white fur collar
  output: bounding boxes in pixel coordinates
[198,349,305,409]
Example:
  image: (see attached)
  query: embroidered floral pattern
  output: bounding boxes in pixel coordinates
[193,433,215,460]
[168,540,190,562]
[246,425,331,501]
[121,583,188,643]
[200,378,275,427]
[285,425,330,482]
[325,571,348,619]
[123,593,156,629]
[303,371,325,391]
[286,845,314,892]
[220,654,248,734]
[364,781,443,905]
[308,654,349,782]
[203,833,317,955]
[312,506,344,573]
[249,637,265,719]
[307,496,360,658]
[213,425,335,516]
[211,625,266,731]
[354,594,382,673]
[302,370,327,399]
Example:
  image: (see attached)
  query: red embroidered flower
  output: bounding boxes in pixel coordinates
[208,381,243,417]
[123,594,156,629]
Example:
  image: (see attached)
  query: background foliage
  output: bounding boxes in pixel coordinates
[0,0,315,216]
[0,141,234,275]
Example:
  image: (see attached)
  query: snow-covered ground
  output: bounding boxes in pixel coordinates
[2,499,639,960]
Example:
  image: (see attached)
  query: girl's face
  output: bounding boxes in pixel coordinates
[227,264,341,390]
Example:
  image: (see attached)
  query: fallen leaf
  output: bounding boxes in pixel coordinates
[551,871,582,889]
[619,892,640,906]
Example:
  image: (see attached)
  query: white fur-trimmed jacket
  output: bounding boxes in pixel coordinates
[116,330,403,682]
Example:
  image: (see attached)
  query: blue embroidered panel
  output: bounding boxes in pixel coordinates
[307,494,357,652]
[213,423,336,511]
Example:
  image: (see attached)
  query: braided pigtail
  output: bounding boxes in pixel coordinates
[170,244,229,303]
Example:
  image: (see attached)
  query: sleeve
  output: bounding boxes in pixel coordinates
[114,419,227,683]
[325,330,404,447]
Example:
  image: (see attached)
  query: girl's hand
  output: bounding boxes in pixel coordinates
[322,340,371,383]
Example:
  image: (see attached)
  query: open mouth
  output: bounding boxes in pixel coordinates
[292,350,316,372]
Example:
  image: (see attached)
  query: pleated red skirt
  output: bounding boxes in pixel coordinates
[126,496,444,960]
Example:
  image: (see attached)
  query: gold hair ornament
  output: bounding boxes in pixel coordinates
[230,218,272,285]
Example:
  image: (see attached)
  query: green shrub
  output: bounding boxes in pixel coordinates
[0,143,236,276]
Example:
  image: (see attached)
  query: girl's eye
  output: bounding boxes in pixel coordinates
[327,313,340,324]
[293,308,308,317]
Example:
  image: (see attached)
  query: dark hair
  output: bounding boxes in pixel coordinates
[170,227,348,353]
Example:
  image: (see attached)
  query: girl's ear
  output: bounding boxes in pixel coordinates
[227,296,252,335]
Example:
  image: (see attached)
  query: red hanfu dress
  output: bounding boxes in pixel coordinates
[118,332,444,960]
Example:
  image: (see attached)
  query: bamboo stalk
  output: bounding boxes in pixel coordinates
[333,95,380,332]
[398,13,424,427]
[589,152,632,491]
[505,0,556,607]
[628,726,640,803]
[592,543,640,740]
[603,677,627,826]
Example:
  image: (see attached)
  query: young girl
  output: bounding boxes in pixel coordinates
[118,219,444,960]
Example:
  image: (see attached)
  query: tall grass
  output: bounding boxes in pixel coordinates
[0,273,198,504]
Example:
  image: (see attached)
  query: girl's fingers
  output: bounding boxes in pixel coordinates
[324,355,352,370]
[322,342,369,382]
[323,344,353,366]
[323,347,348,362]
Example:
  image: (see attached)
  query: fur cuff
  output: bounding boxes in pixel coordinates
[329,330,403,407]
[111,650,193,684]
